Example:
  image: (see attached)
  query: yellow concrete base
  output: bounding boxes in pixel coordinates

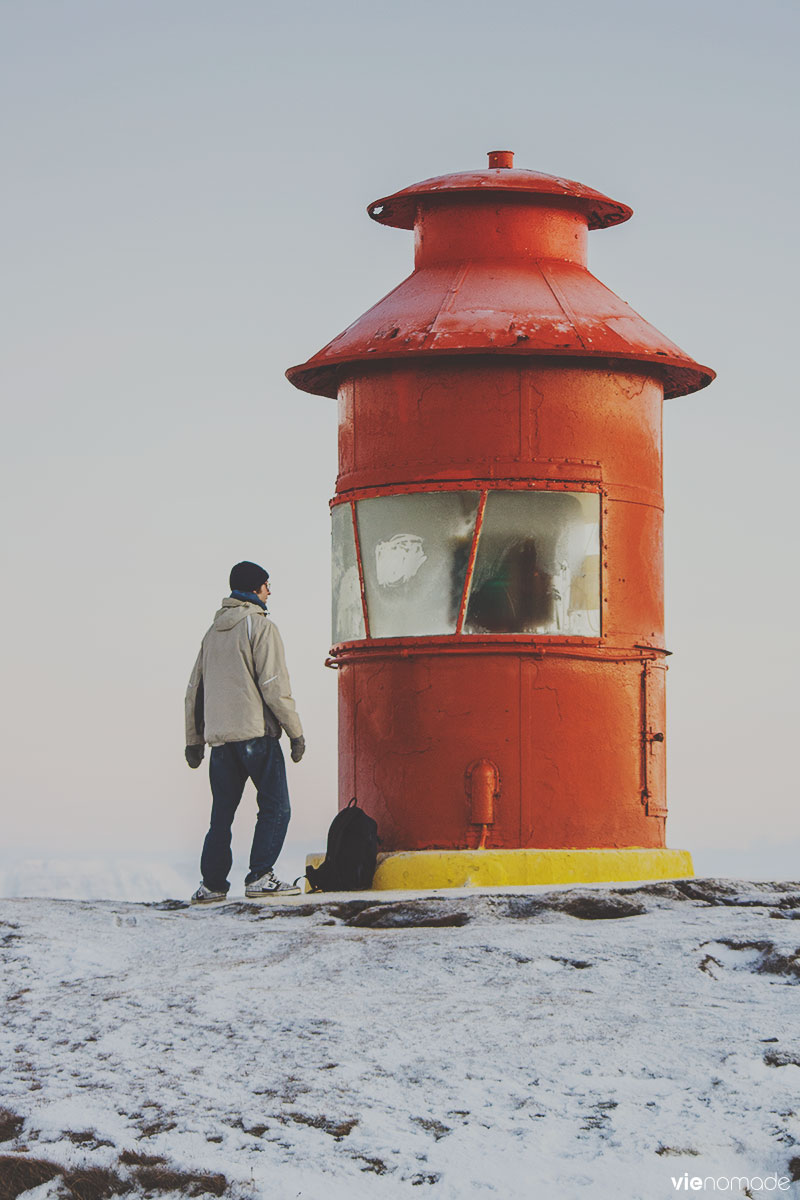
[305,847,693,891]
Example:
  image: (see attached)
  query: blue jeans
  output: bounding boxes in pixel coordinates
[201,736,291,892]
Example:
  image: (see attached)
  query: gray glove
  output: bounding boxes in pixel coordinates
[185,744,205,769]
[290,736,306,763]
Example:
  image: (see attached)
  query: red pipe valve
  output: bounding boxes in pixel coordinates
[466,759,501,826]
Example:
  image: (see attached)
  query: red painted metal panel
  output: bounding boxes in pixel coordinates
[347,650,664,851]
[337,661,356,807]
[337,380,355,477]
[351,652,522,850]
[336,364,663,497]
[602,498,664,641]
[642,661,668,818]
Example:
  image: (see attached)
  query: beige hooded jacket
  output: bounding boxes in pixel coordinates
[185,598,303,747]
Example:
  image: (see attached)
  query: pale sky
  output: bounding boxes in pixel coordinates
[1,0,797,881]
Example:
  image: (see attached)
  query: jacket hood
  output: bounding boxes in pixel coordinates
[213,597,259,632]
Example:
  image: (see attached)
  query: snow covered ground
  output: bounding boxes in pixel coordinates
[1,880,800,1200]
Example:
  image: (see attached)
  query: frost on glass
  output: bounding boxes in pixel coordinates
[464,491,600,636]
[331,503,365,643]
[356,492,480,636]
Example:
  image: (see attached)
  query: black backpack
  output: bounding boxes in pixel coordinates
[306,798,378,892]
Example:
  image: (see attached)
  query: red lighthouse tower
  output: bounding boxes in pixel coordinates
[288,152,714,889]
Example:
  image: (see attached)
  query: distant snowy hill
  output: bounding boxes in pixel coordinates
[0,845,313,904]
[0,858,196,903]
[1,880,799,1199]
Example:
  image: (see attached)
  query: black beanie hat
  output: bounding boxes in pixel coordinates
[229,561,269,593]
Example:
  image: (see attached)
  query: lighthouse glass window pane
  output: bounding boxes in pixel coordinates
[356,492,481,636]
[464,491,601,636]
[331,503,366,643]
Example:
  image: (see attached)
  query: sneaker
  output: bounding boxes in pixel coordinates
[245,870,302,898]
[190,883,228,905]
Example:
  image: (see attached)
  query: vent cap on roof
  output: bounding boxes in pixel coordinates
[367,150,633,231]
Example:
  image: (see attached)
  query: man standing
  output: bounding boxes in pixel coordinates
[185,560,305,903]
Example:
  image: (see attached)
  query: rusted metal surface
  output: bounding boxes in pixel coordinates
[288,152,713,853]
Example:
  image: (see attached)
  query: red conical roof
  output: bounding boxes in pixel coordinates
[287,154,714,400]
